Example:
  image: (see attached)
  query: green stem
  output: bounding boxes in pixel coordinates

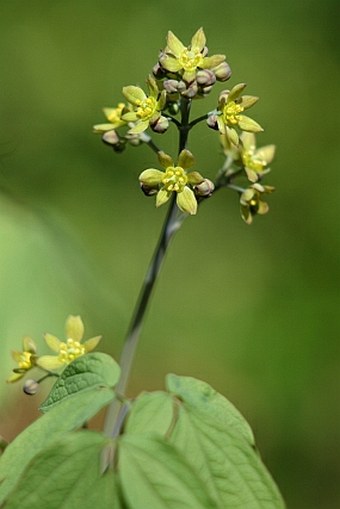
[103,97,191,439]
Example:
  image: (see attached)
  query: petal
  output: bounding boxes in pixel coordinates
[187,171,204,185]
[37,355,64,371]
[147,75,159,98]
[128,120,149,134]
[182,70,196,83]
[216,116,226,134]
[240,95,259,109]
[178,149,195,170]
[190,27,206,52]
[159,55,182,72]
[166,31,185,57]
[240,204,253,224]
[11,350,23,363]
[139,169,164,186]
[121,112,138,122]
[245,168,259,183]
[177,187,197,215]
[122,86,146,105]
[156,189,171,207]
[157,90,167,110]
[255,145,276,164]
[93,123,119,133]
[257,201,269,215]
[23,336,37,354]
[6,372,24,383]
[44,333,61,353]
[228,83,247,102]
[202,54,225,69]
[238,115,263,133]
[158,151,173,168]
[226,126,239,146]
[240,132,256,150]
[66,315,84,341]
[83,336,102,353]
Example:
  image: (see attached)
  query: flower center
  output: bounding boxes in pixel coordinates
[58,338,85,364]
[179,49,204,72]
[162,166,188,193]
[223,101,244,125]
[18,351,32,370]
[242,150,266,173]
[107,103,125,123]
[136,96,157,120]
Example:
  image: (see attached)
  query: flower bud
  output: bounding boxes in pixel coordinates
[206,113,219,130]
[23,379,39,395]
[125,132,142,147]
[167,102,179,115]
[181,80,198,98]
[163,79,179,94]
[213,62,232,82]
[201,85,214,96]
[196,69,216,86]
[152,61,167,79]
[194,178,215,197]
[140,183,158,196]
[102,130,126,152]
[151,115,169,134]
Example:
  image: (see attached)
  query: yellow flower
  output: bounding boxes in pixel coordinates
[37,315,102,372]
[240,183,275,224]
[122,76,167,134]
[240,132,276,182]
[93,102,128,133]
[139,150,205,215]
[160,28,226,83]
[217,83,263,147]
[7,337,37,383]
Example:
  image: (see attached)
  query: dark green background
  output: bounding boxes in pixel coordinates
[0,1,339,508]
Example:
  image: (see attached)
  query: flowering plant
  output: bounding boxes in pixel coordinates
[0,29,284,509]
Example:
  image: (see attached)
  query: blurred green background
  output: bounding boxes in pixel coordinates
[0,0,339,507]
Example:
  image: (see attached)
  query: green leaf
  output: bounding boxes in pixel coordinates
[4,431,122,509]
[40,352,120,412]
[0,387,114,504]
[166,374,285,508]
[125,391,174,436]
[119,434,216,509]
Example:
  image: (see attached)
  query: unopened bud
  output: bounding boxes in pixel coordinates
[151,115,169,134]
[23,379,39,395]
[163,79,179,94]
[213,62,232,82]
[167,102,179,115]
[140,183,158,196]
[181,80,198,98]
[201,85,214,96]
[125,132,142,147]
[206,113,219,130]
[194,178,215,197]
[196,69,216,86]
[102,130,125,152]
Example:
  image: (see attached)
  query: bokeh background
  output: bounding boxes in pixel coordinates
[0,0,339,507]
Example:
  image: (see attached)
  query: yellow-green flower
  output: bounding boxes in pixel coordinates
[7,337,37,383]
[160,28,226,83]
[139,150,204,215]
[217,83,263,147]
[122,76,167,134]
[37,315,102,372]
[240,183,275,224]
[93,102,128,133]
[240,132,276,182]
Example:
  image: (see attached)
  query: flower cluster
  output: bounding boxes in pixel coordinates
[7,316,102,390]
[93,28,276,224]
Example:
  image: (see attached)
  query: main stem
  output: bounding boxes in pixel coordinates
[103,97,191,437]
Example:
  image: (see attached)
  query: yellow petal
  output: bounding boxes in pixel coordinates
[158,151,173,169]
[257,201,269,215]
[228,83,247,102]
[202,54,225,69]
[156,189,171,208]
[166,31,185,57]
[44,333,62,353]
[238,115,263,133]
[177,187,197,215]
[240,132,256,151]
[66,315,84,341]
[178,149,194,170]
[11,350,23,363]
[240,95,259,109]
[256,145,276,164]
[122,86,146,105]
[128,120,149,134]
[37,355,64,371]
[6,372,24,383]
[139,169,164,186]
[23,336,37,354]
[83,336,102,353]
[190,27,206,52]
[93,123,119,133]
[159,54,182,73]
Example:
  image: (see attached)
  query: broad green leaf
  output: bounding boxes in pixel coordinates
[125,391,174,435]
[0,387,114,504]
[119,434,216,509]
[166,375,285,508]
[4,431,122,509]
[40,352,120,412]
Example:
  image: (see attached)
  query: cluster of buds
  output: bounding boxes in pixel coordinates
[93,28,276,223]
[6,316,102,394]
